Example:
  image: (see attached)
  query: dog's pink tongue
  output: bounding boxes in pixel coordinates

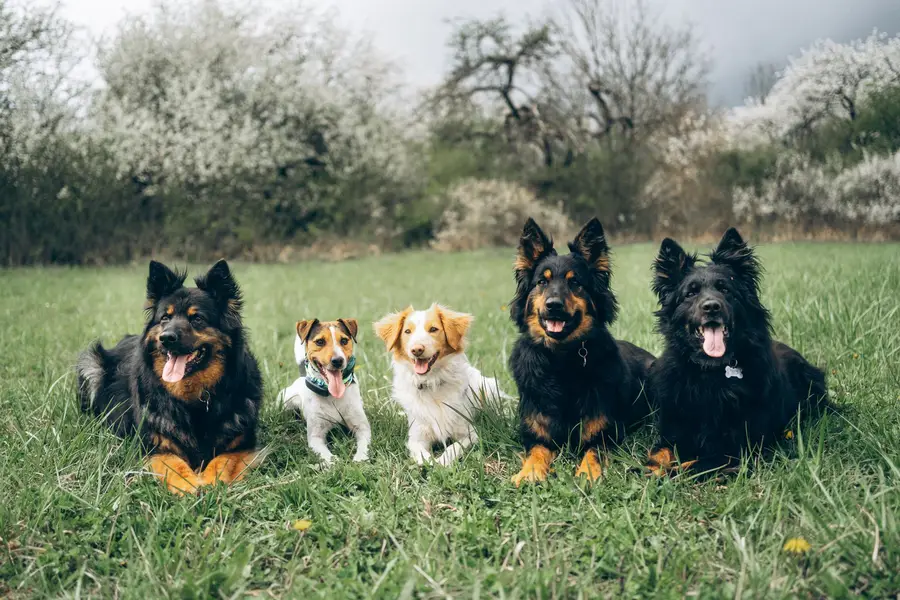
[163,353,188,383]
[702,326,726,358]
[546,320,565,333]
[325,369,346,398]
[414,359,430,375]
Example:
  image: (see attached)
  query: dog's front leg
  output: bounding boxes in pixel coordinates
[407,424,433,465]
[436,429,478,466]
[351,418,371,462]
[307,425,336,465]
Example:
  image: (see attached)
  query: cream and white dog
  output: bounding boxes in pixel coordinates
[279,318,371,464]
[374,303,503,466]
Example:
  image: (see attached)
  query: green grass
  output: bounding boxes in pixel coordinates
[1,242,899,598]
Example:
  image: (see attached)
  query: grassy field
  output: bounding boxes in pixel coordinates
[1,241,899,598]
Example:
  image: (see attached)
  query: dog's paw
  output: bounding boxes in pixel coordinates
[511,446,555,487]
[410,450,432,466]
[644,453,697,478]
[511,465,550,486]
[574,451,603,483]
[435,453,457,467]
[352,452,369,463]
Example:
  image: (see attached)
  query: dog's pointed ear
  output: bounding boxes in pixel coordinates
[568,218,610,274]
[337,318,359,343]
[146,260,186,304]
[434,304,473,352]
[296,319,319,343]
[511,218,556,328]
[710,227,762,290]
[514,218,555,274]
[195,259,243,328]
[374,307,413,351]
[652,238,695,301]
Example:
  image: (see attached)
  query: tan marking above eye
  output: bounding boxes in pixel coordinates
[187,306,198,316]
[543,269,552,280]
[565,271,574,280]
[166,305,175,316]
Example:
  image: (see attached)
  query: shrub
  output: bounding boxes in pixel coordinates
[431,179,572,251]
[733,150,900,228]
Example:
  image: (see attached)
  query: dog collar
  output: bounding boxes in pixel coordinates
[303,355,356,397]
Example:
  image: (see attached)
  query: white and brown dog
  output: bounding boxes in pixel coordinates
[280,318,371,464]
[374,303,502,466]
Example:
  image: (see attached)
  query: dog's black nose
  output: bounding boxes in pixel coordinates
[701,299,721,313]
[159,331,178,346]
[330,357,345,369]
[545,297,564,311]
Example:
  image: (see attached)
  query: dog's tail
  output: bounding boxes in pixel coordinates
[75,341,108,414]
[468,367,513,406]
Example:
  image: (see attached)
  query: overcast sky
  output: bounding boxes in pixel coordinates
[60,0,900,106]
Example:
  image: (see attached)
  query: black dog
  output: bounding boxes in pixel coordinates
[508,218,655,486]
[76,260,264,494]
[648,228,827,475]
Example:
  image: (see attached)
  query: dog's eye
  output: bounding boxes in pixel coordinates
[429,326,439,333]
[537,279,548,287]
[190,314,203,324]
[315,339,326,347]
[160,315,170,323]
[404,329,411,334]
[340,338,349,346]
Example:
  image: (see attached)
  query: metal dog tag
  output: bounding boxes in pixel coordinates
[725,365,743,379]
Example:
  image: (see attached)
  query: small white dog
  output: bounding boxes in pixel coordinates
[279,318,371,464]
[374,303,503,466]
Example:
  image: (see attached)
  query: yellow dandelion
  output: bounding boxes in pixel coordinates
[500,305,507,312]
[852,353,859,359]
[783,537,811,554]
[785,430,794,440]
[292,519,312,532]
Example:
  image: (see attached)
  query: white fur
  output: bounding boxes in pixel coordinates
[279,335,371,464]
[330,326,346,362]
[389,336,503,466]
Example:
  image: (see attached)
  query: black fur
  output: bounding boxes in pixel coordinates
[509,218,655,469]
[76,259,262,470]
[648,228,828,472]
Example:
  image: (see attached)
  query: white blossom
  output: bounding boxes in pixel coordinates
[726,30,900,148]
[90,0,419,194]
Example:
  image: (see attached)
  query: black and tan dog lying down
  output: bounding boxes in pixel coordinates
[77,260,265,494]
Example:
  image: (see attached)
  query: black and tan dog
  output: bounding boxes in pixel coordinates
[508,218,655,485]
[76,260,264,494]
[647,228,828,475]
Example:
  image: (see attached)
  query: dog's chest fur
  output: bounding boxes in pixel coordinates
[301,383,362,425]
[391,353,481,441]
[652,351,780,450]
